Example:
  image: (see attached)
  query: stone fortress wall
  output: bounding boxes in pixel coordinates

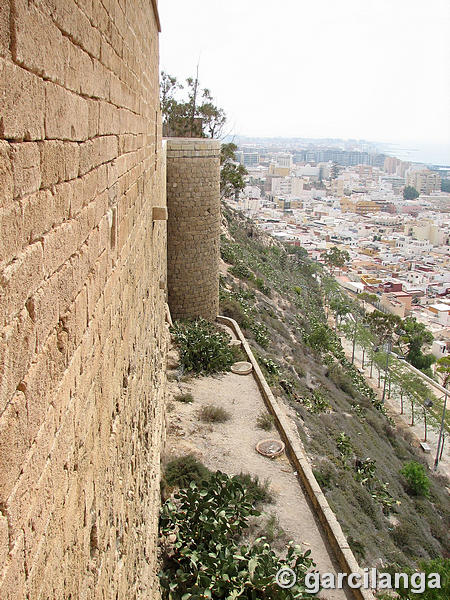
[166,138,221,321]
[0,1,170,598]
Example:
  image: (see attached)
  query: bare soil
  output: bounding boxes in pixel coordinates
[164,343,351,600]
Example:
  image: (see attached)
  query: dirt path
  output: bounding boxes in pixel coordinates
[165,347,351,600]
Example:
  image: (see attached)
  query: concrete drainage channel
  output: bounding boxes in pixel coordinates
[217,315,375,600]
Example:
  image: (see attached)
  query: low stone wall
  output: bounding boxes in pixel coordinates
[217,315,376,600]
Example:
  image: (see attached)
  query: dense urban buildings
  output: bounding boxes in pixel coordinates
[229,140,450,358]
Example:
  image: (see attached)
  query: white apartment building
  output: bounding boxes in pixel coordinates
[396,236,433,256]
[275,153,293,169]
[271,176,304,196]
[405,221,446,246]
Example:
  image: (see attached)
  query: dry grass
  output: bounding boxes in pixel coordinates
[197,404,231,423]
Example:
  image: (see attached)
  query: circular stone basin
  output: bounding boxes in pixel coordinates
[229,339,242,348]
[231,361,252,375]
[256,439,285,458]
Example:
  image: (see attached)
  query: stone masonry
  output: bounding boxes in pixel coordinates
[166,138,221,321]
[0,1,167,598]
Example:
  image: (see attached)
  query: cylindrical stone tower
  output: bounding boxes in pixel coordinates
[166,138,221,321]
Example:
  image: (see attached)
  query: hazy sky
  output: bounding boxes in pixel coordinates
[159,0,450,148]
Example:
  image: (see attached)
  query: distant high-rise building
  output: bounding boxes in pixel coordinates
[276,153,293,169]
[243,152,260,167]
[236,151,260,167]
[384,156,400,174]
[406,170,441,194]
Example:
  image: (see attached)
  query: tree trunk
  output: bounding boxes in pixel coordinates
[362,348,365,369]
[351,333,356,364]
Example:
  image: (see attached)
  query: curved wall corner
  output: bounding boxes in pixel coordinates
[166,138,221,321]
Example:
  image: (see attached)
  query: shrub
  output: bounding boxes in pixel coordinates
[174,392,193,403]
[220,297,250,328]
[354,458,377,487]
[250,321,269,348]
[159,472,316,599]
[197,404,231,423]
[313,461,337,491]
[258,356,280,376]
[232,472,273,505]
[164,454,211,488]
[400,461,430,497]
[347,535,366,561]
[336,432,353,460]
[329,364,356,397]
[391,557,450,600]
[255,277,271,296]
[259,512,287,546]
[256,411,274,431]
[302,388,331,414]
[171,319,234,375]
[230,262,254,280]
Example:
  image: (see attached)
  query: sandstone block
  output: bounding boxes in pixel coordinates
[91,57,111,100]
[27,273,60,354]
[13,0,65,84]
[21,189,54,244]
[0,1,9,58]
[10,142,41,198]
[64,142,80,180]
[99,100,119,135]
[0,59,45,140]
[51,0,101,59]
[40,140,66,188]
[23,332,65,445]
[65,38,93,95]
[0,533,26,600]
[0,242,44,326]
[0,309,35,415]
[0,141,13,209]
[0,391,28,502]
[42,221,80,277]
[45,82,89,141]
[87,99,100,138]
[0,203,22,267]
[51,181,72,225]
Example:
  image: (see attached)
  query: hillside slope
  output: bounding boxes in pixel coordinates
[219,207,450,569]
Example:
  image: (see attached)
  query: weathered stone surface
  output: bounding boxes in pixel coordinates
[0,1,166,599]
[166,138,221,321]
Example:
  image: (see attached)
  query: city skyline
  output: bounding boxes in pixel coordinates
[160,0,450,162]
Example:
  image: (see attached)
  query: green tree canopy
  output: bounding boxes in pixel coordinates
[220,143,247,199]
[365,310,401,345]
[160,71,226,139]
[403,185,419,200]
[321,246,350,274]
[436,355,450,388]
[397,317,435,374]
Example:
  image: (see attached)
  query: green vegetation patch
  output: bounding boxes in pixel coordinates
[171,318,234,375]
[159,471,316,599]
[218,207,450,568]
